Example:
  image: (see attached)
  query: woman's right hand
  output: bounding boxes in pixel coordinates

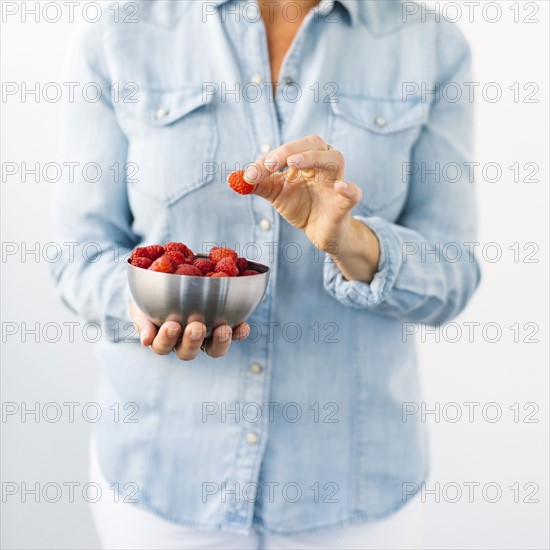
[130,301,250,360]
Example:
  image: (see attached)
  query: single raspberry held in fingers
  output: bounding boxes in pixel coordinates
[174,264,202,276]
[165,250,186,267]
[236,257,248,273]
[211,272,229,278]
[130,257,153,269]
[209,246,238,264]
[240,270,260,276]
[131,245,164,261]
[164,242,193,259]
[149,255,175,273]
[228,170,255,195]
[215,257,239,277]
[194,258,216,274]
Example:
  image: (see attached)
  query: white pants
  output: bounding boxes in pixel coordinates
[89,440,424,550]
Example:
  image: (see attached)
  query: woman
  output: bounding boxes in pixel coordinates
[52,0,480,548]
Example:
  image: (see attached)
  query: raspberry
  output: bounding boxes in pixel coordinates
[194,258,216,274]
[149,255,175,273]
[131,245,164,261]
[211,272,229,278]
[215,257,239,277]
[205,272,215,277]
[236,257,248,273]
[165,250,186,267]
[240,270,260,276]
[164,241,191,256]
[209,246,238,264]
[174,264,202,276]
[130,257,153,269]
[228,170,255,195]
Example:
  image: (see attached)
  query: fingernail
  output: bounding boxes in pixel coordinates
[335,179,349,190]
[264,155,279,171]
[244,167,257,182]
[218,331,231,343]
[167,327,180,337]
[190,327,204,341]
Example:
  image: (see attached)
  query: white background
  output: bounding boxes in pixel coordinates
[1,1,548,548]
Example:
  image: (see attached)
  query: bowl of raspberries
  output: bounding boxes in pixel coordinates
[127,242,270,334]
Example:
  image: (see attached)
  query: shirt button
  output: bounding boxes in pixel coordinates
[284,76,295,86]
[251,74,263,85]
[250,362,263,374]
[154,107,169,119]
[246,432,260,445]
[260,143,271,154]
[374,116,387,128]
[259,219,271,232]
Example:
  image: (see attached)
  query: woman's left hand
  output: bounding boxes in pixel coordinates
[244,135,381,282]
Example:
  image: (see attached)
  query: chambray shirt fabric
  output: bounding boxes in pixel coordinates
[51,0,481,536]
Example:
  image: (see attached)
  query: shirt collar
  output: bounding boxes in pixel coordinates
[331,0,359,25]
[207,0,359,26]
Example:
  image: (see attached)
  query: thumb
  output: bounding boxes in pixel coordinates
[247,168,286,204]
[333,180,362,213]
[130,301,158,346]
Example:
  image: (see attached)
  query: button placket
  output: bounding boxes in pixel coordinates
[222,16,280,532]
[274,6,317,124]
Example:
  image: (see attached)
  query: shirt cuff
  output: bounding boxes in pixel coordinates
[323,216,402,309]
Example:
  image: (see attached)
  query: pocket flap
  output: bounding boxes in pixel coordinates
[330,95,429,134]
[118,87,212,127]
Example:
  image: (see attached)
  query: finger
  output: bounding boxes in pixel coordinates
[232,322,250,342]
[174,321,207,361]
[130,301,158,346]
[248,170,288,203]
[261,134,329,173]
[286,149,345,184]
[332,180,363,214]
[205,324,233,358]
[150,321,182,355]
[243,134,329,185]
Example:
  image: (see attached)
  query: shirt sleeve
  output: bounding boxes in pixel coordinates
[324,21,481,325]
[50,22,139,338]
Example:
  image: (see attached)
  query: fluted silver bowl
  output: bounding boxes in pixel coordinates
[127,256,270,335]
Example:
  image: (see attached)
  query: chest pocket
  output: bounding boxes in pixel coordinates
[328,95,429,215]
[116,88,218,206]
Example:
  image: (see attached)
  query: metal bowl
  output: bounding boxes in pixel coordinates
[127,256,270,335]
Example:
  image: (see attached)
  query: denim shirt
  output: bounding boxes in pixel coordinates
[51,0,480,536]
